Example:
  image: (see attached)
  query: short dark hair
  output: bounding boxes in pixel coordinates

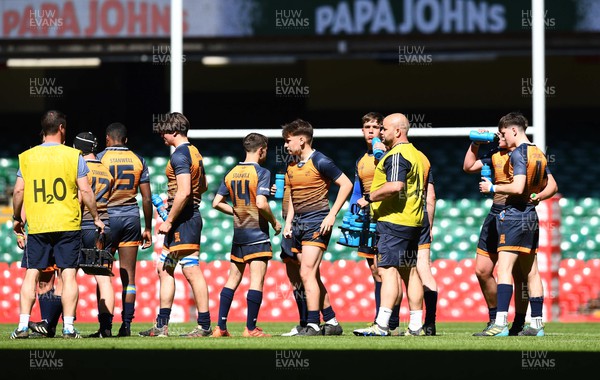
[41,110,66,136]
[498,112,528,131]
[106,122,127,144]
[361,112,383,126]
[281,118,313,144]
[163,112,190,136]
[243,133,268,153]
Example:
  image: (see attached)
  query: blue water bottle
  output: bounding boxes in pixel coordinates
[372,137,384,160]
[470,130,498,143]
[481,163,492,184]
[152,194,168,221]
[275,173,285,199]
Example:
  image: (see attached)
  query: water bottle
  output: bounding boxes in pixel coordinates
[152,194,168,221]
[275,173,285,199]
[371,137,384,160]
[470,130,499,143]
[481,163,493,183]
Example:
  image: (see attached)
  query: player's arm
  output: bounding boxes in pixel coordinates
[284,197,294,239]
[426,182,436,227]
[12,176,26,241]
[321,172,353,235]
[212,193,233,216]
[164,173,191,225]
[370,153,410,202]
[463,143,483,173]
[139,182,153,248]
[257,195,281,235]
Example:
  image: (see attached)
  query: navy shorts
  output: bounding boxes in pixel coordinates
[109,214,141,248]
[376,224,420,268]
[291,214,331,254]
[496,206,539,255]
[279,236,298,263]
[23,230,82,270]
[231,241,272,263]
[165,214,202,253]
[476,206,503,257]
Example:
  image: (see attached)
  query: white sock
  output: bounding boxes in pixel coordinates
[408,310,423,331]
[530,317,543,329]
[496,312,508,327]
[18,314,30,330]
[63,316,75,331]
[307,323,320,331]
[375,307,392,329]
[325,317,338,326]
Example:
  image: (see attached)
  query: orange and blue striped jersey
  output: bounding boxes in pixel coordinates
[356,152,377,195]
[286,150,343,217]
[97,146,149,217]
[507,143,550,207]
[481,148,512,205]
[82,159,114,223]
[218,162,272,244]
[166,142,206,218]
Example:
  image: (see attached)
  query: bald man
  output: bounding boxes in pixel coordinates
[353,113,426,336]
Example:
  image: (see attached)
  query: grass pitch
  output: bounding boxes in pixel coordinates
[1,322,598,380]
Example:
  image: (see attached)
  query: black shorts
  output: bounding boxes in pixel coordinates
[109,214,142,248]
[496,206,539,255]
[279,236,298,264]
[476,205,503,257]
[23,230,82,270]
[165,213,203,253]
[376,222,420,268]
[418,216,432,250]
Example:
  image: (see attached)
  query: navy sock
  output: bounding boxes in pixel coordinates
[307,310,320,325]
[529,297,544,318]
[497,284,513,313]
[424,290,438,325]
[218,287,235,330]
[389,304,400,330]
[246,289,263,331]
[98,312,113,331]
[156,308,171,328]
[197,311,211,331]
[489,307,498,322]
[321,306,335,323]
[121,302,135,326]
[293,288,308,327]
[39,289,62,329]
[374,281,382,320]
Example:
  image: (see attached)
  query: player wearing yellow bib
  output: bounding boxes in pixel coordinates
[354,113,425,336]
[11,110,104,339]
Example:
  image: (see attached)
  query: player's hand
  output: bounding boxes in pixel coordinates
[479,177,493,193]
[158,221,172,235]
[270,184,277,197]
[94,219,105,235]
[530,193,540,205]
[141,228,152,249]
[283,223,292,239]
[356,197,369,208]
[320,213,336,236]
[272,221,282,236]
[14,223,26,250]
